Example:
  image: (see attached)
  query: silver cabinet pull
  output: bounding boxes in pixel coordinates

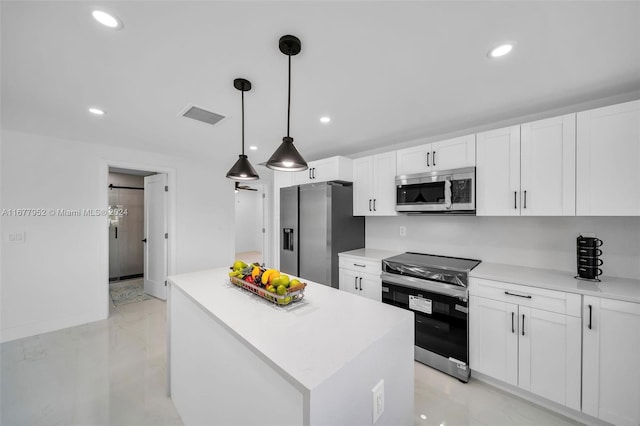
[373,199,376,211]
[511,312,515,333]
[524,190,527,209]
[354,276,358,290]
[369,199,372,211]
[426,152,430,167]
[353,263,366,267]
[522,314,525,336]
[514,191,517,209]
[359,277,363,291]
[433,151,436,166]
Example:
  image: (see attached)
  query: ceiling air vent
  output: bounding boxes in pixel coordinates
[179,104,226,126]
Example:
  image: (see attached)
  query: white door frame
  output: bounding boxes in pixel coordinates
[100,159,177,317]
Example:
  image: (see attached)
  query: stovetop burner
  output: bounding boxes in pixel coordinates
[382,252,481,287]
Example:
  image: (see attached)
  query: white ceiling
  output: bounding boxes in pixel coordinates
[2,1,639,172]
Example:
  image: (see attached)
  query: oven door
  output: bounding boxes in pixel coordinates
[382,280,468,365]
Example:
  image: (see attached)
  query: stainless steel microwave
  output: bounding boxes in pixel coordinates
[395,167,475,213]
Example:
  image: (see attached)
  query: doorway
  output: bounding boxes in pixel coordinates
[107,167,168,308]
[234,182,265,265]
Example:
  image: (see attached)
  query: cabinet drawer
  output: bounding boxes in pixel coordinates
[470,278,581,317]
[339,256,381,276]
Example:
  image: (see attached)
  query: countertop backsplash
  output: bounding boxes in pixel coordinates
[365,216,640,280]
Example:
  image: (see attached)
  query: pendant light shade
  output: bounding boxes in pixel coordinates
[266,35,308,172]
[226,78,259,181]
[226,154,259,181]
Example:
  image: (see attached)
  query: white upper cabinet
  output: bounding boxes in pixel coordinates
[396,144,430,176]
[477,115,576,217]
[577,100,640,216]
[476,125,521,216]
[396,135,475,175]
[520,114,576,216]
[293,156,353,185]
[353,151,397,216]
[431,135,476,171]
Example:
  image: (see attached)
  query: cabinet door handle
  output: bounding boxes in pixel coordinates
[504,291,532,299]
[433,151,436,166]
[524,190,527,209]
[373,199,376,211]
[354,276,358,290]
[353,263,366,267]
[588,304,592,330]
[313,168,316,179]
[426,152,430,167]
[369,199,372,211]
[522,314,525,336]
[115,226,118,239]
[514,191,517,209]
[359,277,363,291]
[511,312,515,333]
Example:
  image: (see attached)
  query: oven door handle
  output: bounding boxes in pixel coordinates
[381,272,468,299]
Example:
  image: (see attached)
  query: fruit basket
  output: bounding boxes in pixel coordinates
[229,275,306,306]
[228,261,306,306]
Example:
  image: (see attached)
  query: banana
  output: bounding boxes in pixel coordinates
[261,269,278,285]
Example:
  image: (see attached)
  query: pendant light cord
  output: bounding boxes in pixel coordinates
[287,53,291,138]
[241,89,245,155]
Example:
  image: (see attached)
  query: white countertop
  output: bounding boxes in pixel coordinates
[471,262,640,304]
[168,267,412,391]
[339,248,402,261]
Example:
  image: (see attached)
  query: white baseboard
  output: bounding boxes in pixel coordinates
[471,370,613,426]
[0,310,107,343]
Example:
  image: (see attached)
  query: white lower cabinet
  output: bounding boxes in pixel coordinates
[338,255,382,302]
[469,278,581,410]
[582,296,640,426]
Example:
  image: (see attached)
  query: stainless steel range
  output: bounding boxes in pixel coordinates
[381,252,481,382]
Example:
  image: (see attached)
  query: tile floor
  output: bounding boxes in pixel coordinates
[2,296,582,426]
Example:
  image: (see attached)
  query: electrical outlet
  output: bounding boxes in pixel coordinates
[8,232,25,243]
[399,226,406,237]
[372,379,384,423]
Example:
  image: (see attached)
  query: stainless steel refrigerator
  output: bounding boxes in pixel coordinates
[280,182,365,288]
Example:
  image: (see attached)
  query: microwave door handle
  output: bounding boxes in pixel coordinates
[444,179,452,209]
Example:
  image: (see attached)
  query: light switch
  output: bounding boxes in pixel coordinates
[399,226,406,237]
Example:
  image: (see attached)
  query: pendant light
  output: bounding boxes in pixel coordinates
[266,35,308,172]
[226,78,259,181]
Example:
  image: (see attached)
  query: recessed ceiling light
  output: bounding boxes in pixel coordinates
[249,146,258,151]
[89,108,105,115]
[92,10,123,29]
[320,116,331,124]
[488,43,514,58]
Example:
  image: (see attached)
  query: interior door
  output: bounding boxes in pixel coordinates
[144,173,168,300]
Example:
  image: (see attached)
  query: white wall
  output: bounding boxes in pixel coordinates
[0,130,235,342]
[234,187,262,253]
[366,215,640,280]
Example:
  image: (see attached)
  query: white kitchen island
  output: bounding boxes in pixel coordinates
[167,267,414,426]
